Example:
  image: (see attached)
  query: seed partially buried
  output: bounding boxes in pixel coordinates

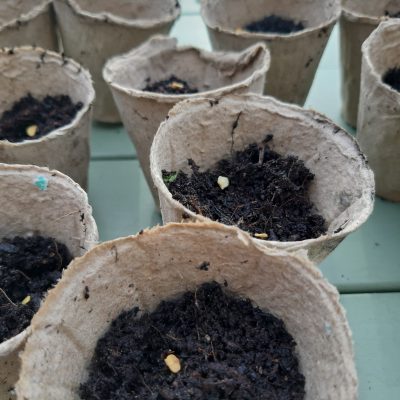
[26,125,38,138]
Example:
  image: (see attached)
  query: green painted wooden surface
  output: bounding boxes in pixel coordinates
[87,6,400,399]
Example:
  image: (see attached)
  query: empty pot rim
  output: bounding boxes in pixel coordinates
[61,0,181,29]
[104,36,270,103]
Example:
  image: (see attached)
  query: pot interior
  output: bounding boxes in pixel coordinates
[365,22,400,77]
[17,225,356,399]
[153,96,372,234]
[109,44,266,94]
[343,0,400,18]
[0,49,92,118]
[72,0,179,20]
[202,0,339,32]
[0,0,47,28]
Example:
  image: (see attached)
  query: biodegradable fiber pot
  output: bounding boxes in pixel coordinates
[0,47,94,190]
[16,222,357,399]
[53,0,181,123]
[357,19,400,201]
[104,35,270,205]
[201,0,340,106]
[151,94,375,263]
[0,0,58,51]
[340,0,400,128]
[0,163,98,400]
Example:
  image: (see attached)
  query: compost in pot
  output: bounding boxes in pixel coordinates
[80,281,305,400]
[143,75,199,95]
[244,15,305,34]
[163,136,326,242]
[382,67,400,92]
[0,94,83,143]
[0,236,72,342]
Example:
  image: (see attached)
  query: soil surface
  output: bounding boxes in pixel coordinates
[385,10,400,18]
[80,282,305,400]
[0,94,83,143]
[245,15,305,34]
[383,67,400,92]
[143,75,199,95]
[163,136,326,242]
[0,236,72,342]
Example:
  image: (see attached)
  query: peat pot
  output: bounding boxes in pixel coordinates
[0,47,94,190]
[357,19,400,201]
[104,35,270,205]
[340,0,400,128]
[201,0,340,106]
[0,0,57,51]
[150,94,375,263]
[17,223,357,400]
[53,0,181,123]
[0,163,98,400]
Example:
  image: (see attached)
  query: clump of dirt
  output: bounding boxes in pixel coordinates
[0,236,72,342]
[163,136,326,242]
[80,281,305,400]
[143,75,198,94]
[0,94,83,143]
[245,15,305,34]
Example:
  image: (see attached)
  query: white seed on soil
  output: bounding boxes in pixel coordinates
[21,295,31,305]
[217,176,230,190]
[254,233,269,239]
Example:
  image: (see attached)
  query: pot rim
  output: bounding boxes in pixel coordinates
[104,36,270,103]
[150,93,375,250]
[59,0,181,29]
[201,0,341,41]
[0,46,95,148]
[0,0,52,31]
[361,19,400,99]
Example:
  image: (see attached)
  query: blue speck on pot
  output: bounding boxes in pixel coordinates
[34,176,48,191]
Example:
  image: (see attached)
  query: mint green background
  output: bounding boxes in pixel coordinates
[88,3,400,399]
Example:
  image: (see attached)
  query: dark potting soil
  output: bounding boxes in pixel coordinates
[80,282,305,400]
[163,136,327,242]
[384,10,400,18]
[0,94,83,143]
[383,67,400,92]
[0,236,72,343]
[245,15,305,34]
[143,75,199,95]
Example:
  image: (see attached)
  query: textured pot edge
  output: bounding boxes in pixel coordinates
[17,221,358,399]
[150,94,375,253]
[58,0,181,29]
[360,20,400,100]
[103,36,270,103]
[0,45,95,149]
[200,0,341,41]
[0,0,53,31]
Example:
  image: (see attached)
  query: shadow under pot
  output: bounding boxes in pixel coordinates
[0,0,58,51]
[200,0,340,106]
[104,35,270,206]
[150,94,375,264]
[357,19,400,202]
[0,163,98,400]
[340,0,400,128]
[0,47,94,190]
[16,222,357,399]
[53,0,181,123]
